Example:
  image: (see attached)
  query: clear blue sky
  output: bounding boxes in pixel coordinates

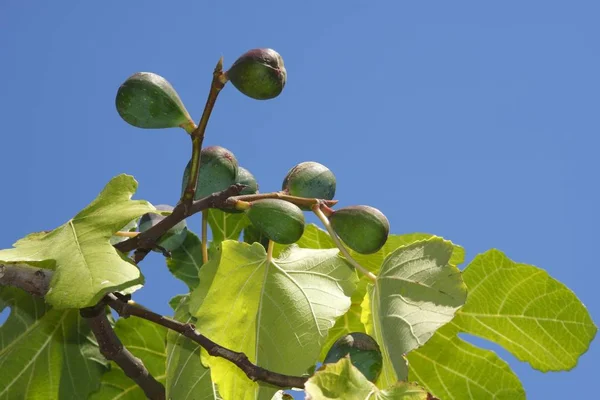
[1,1,598,398]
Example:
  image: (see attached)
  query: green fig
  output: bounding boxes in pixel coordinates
[323,333,383,383]
[138,204,187,253]
[116,72,194,130]
[246,199,305,244]
[224,166,259,214]
[329,205,390,254]
[181,146,239,200]
[237,166,259,195]
[226,48,286,100]
[282,161,336,205]
[243,223,270,250]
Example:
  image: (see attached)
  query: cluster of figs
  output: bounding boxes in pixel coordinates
[115,47,391,256]
[115,48,388,383]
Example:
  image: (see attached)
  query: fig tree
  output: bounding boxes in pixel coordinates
[181,146,238,200]
[226,48,287,100]
[116,72,193,130]
[138,204,188,252]
[323,332,383,383]
[329,205,389,254]
[282,161,336,204]
[246,199,305,244]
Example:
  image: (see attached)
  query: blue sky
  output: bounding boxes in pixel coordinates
[1,1,598,398]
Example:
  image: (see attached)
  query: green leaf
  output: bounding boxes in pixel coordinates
[0,175,153,308]
[89,317,167,400]
[207,209,250,243]
[190,241,357,400]
[305,357,429,400]
[166,295,219,399]
[109,218,138,245]
[362,238,467,387]
[0,287,107,399]
[407,249,598,399]
[166,231,204,289]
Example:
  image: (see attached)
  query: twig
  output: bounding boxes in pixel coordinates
[114,184,246,259]
[229,192,338,209]
[80,301,166,400]
[106,294,308,389]
[181,58,227,204]
[0,263,52,296]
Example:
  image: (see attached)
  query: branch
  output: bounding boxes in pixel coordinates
[181,58,227,203]
[114,184,246,260]
[0,263,52,296]
[106,294,308,389]
[80,302,166,400]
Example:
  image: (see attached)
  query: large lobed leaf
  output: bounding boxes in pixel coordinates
[362,238,467,388]
[0,174,154,308]
[0,287,107,399]
[407,249,597,399]
[305,357,429,400]
[189,241,357,400]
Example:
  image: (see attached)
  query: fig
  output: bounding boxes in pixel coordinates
[224,166,259,214]
[323,332,383,383]
[329,205,389,254]
[181,146,239,200]
[282,161,336,204]
[226,48,286,100]
[116,72,193,130]
[243,223,270,250]
[138,204,188,252]
[237,166,259,195]
[245,199,305,244]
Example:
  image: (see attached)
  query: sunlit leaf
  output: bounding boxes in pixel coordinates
[408,249,598,399]
[0,287,107,399]
[0,175,153,308]
[190,241,357,400]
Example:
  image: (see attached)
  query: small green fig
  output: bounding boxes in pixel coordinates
[246,199,305,244]
[243,223,270,250]
[139,204,187,252]
[323,332,383,383]
[329,205,390,254]
[282,161,336,204]
[116,72,193,130]
[226,48,286,100]
[181,146,239,200]
[225,166,259,214]
[237,166,259,195]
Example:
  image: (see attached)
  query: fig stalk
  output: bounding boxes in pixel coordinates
[202,210,209,264]
[113,231,140,238]
[266,240,275,263]
[181,57,228,204]
[312,205,376,282]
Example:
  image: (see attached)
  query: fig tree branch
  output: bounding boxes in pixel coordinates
[0,263,52,296]
[80,301,166,400]
[106,293,309,389]
[181,57,228,204]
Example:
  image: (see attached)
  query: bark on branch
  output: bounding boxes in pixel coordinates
[80,302,166,400]
[0,263,52,296]
[106,293,309,389]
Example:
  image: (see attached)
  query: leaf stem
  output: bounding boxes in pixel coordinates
[266,240,274,262]
[181,57,227,203]
[114,231,140,238]
[202,210,209,263]
[312,205,377,282]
